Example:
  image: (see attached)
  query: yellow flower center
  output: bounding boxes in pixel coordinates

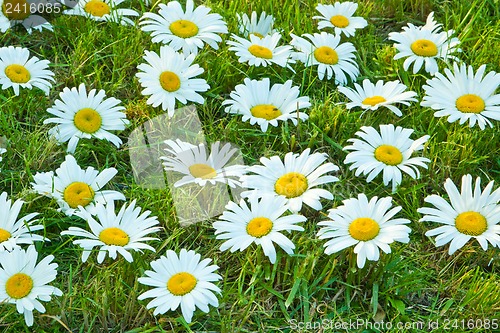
[248,45,273,59]
[330,14,349,28]
[167,272,197,296]
[314,46,339,65]
[246,217,273,238]
[159,71,181,92]
[2,0,30,20]
[410,39,438,57]
[250,104,282,120]
[250,32,264,38]
[63,182,95,208]
[362,96,386,106]
[455,94,485,114]
[4,64,30,84]
[169,20,199,38]
[73,108,102,134]
[275,172,308,198]
[455,211,487,236]
[374,145,403,166]
[99,227,129,246]
[188,163,217,179]
[5,273,33,299]
[348,217,380,241]
[84,0,111,17]
[0,228,11,242]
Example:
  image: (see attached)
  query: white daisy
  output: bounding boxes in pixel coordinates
[338,79,418,116]
[227,32,295,68]
[418,174,500,255]
[63,0,139,26]
[44,83,129,154]
[241,148,339,213]
[317,193,411,268]
[161,139,246,188]
[136,45,209,117]
[139,0,228,55]
[137,249,221,323]
[421,63,500,130]
[0,0,54,33]
[0,146,5,163]
[313,2,368,37]
[213,195,305,264]
[222,77,311,132]
[0,46,54,96]
[0,245,62,327]
[343,124,430,192]
[290,32,359,85]
[31,154,125,216]
[236,11,276,38]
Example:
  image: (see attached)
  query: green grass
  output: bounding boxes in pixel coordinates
[1,0,500,332]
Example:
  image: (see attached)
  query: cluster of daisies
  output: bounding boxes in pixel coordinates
[1,0,500,327]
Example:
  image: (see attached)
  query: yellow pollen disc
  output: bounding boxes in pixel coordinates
[455,211,487,236]
[5,273,33,299]
[275,172,308,198]
[330,14,349,28]
[84,0,111,17]
[0,228,11,242]
[167,272,197,296]
[349,217,380,241]
[250,32,264,38]
[159,71,181,92]
[2,0,30,20]
[362,95,386,106]
[246,217,273,238]
[455,94,485,114]
[410,39,438,57]
[314,46,339,65]
[248,45,273,59]
[4,64,30,84]
[74,108,102,134]
[99,227,129,246]
[63,182,95,209]
[374,145,403,166]
[169,20,199,38]
[250,104,282,120]
[188,163,217,179]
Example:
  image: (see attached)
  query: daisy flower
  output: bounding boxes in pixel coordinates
[227,32,295,68]
[213,195,305,264]
[241,148,339,213]
[61,200,161,263]
[31,154,125,216]
[44,83,129,154]
[236,11,276,38]
[63,0,139,26]
[0,245,62,327]
[317,193,411,268]
[418,174,500,255]
[313,2,368,37]
[136,45,209,117]
[222,78,311,132]
[344,124,430,192]
[290,32,359,85]
[421,63,500,130]
[0,146,5,163]
[338,79,418,116]
[0,46,54,96]
[139,0,228,55]
[161,139,246,188]
[138,249,221,323]
[0,0,54,33]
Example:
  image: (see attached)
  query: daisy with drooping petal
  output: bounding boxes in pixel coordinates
[222,78,311,132]
[241,148,339,213]
[213,195,305,264]
[63,0,139,26]
[344,124,430,192]
[136,45,209,117]
[338,79,418,116]
[290,32,359,85]
[138,249,221,324]
[0,245,62,327]
[31,154,125,216]
[313,2,368,37]
[0,0,54,33]
[421,63,500,130]
[44,83,129,154]
[0,46,54,96]
[140,0,228,55]
[418,174,500,255]
[236,11,276,38]
[317,193,411,268]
